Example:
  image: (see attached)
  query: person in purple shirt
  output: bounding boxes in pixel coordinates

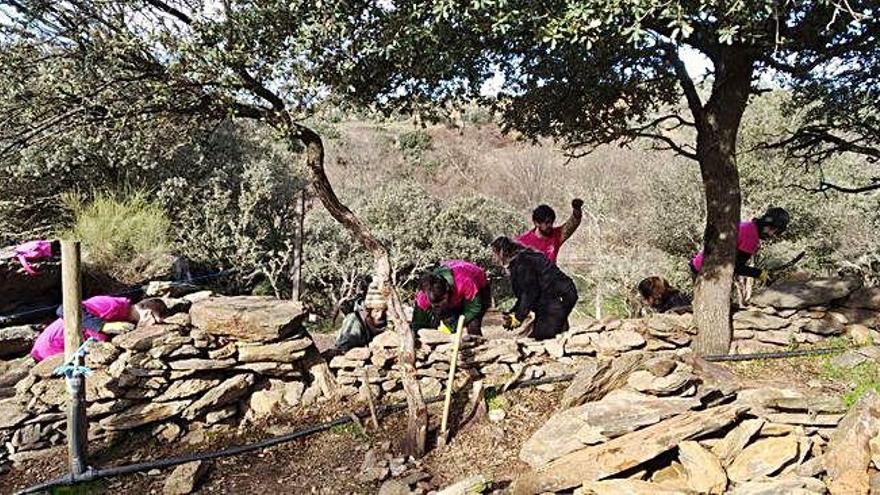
[516,199,584,263]
[690,207,790,282]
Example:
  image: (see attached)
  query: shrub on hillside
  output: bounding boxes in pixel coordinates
[61,191,173,284]
[174,129,308,298]
[302,181,527,312]
[398,129,433,164]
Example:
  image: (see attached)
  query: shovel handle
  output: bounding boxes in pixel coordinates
[440,315,465,436]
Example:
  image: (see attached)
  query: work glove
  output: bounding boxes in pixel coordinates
[572,198,584,210]
[758,269,770,284]
[103,321,135,334]
[502,313,522,330]
[438,321,454,334]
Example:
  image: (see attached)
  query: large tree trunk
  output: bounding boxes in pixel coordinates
[294,126,428,456]
[692,47,755,355]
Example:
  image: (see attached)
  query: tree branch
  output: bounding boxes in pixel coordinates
[631,132,699,160]
[142,0,192,24]
[799,178,880,194]
[663,43,705,130]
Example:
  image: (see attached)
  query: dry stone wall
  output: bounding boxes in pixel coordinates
[327,279,880,401]
[0,294,325,468]
[0,277,878,477]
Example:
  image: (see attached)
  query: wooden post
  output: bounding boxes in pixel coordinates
[61,240,87,475]
[361,369,380,431]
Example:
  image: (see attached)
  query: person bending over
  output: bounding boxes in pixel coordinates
[690,207,790,283]
[31,296,169,361]
[491,236,578,340]
[411,260,491,336]
[638,276,692,314]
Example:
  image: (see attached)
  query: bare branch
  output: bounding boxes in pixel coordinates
[142,0,192,24]
[662,44,705,129]
[799,178,880,194]
[631,114,696,133]
[630,132,699,160]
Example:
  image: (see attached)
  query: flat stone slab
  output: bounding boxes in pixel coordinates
[512,404,748,494]
[750,277,861,309]
[0,325,39,359]
[844,287,880,311]
[237,338,311,363]
[520,390,700,467]
[99,400,190,430]
[190,296,306,342]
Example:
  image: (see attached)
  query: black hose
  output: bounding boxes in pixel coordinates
[13,345,846,494]
[15,380,492,495]
[702,346,844,362]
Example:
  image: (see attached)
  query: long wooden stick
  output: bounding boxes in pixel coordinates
[440,315,465,438]
[61,240,87,475]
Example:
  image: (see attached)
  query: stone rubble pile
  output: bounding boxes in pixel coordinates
[0,276,878,491]
[511,350,880,495]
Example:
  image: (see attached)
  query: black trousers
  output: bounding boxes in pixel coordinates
[529,279,578,340]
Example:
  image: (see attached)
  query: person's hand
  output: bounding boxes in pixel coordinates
[758,269,770,284]
[572,198,584,210]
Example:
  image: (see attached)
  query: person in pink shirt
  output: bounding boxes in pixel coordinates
[516,199,584,263]
[411,260,491,336]
[30,296,169,361]
[689,207,790,282]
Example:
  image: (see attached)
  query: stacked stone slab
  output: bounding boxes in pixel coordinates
[732,279,880,354]
[325,279,880,401]
[0,294,319,468]
[327,316,692,403]
[515,351,880,495]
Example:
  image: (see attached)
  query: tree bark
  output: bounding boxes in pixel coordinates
[293,125,428,456]
[692,47,755,355]
[291,189,305,300]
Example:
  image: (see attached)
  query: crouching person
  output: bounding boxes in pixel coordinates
[491,236,578,340]
[30,295,169,362]
[637,276,692,314]
[335,283,388,352]
[411,260,491,336]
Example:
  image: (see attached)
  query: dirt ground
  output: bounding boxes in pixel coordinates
[0,384,562,494]
[0,352,847,495]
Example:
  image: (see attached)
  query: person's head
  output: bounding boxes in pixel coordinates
[129,298,169,325]
[419,271,451,311]
[638,276,673,308]
[755,207,790,239]
[532,204,556,236]
[490,236,525,267]
[363,283,387,325]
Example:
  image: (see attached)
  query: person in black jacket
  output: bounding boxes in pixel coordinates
[490,236,579,339]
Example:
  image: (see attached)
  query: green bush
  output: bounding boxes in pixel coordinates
[174,123,308,298]
[60,191,172,283]
[398,129,433,163]
[302,181,527,313]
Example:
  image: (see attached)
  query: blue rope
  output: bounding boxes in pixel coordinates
[53,337,97,379]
